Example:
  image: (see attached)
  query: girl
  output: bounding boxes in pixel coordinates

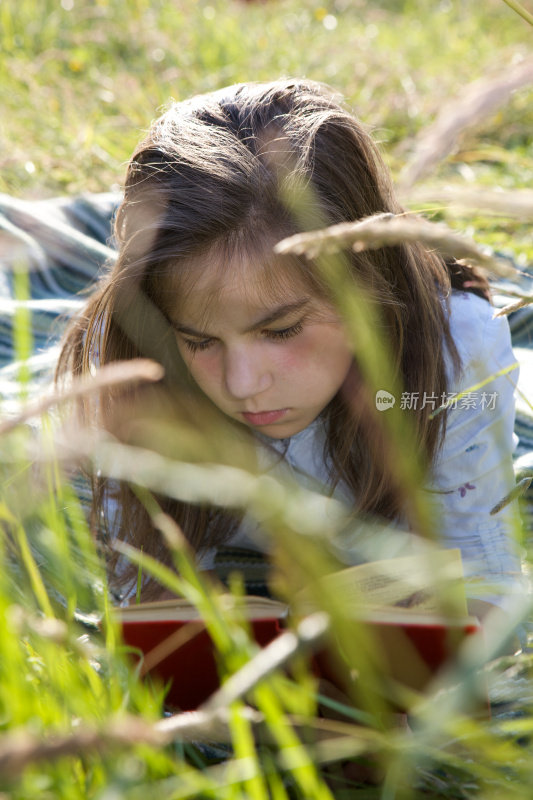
[57,79,522,617]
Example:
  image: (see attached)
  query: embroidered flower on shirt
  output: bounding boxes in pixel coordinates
[458,482,476,498]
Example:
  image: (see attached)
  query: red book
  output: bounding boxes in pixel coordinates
[120,598,285,710]
[118,549,484,712]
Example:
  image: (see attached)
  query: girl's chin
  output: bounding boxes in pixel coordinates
[247,415,314,440]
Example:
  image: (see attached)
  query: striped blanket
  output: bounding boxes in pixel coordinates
[1,192,532,526]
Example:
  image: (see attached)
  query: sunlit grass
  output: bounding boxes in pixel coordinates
[0,0,532,797]
[2,1,531,199]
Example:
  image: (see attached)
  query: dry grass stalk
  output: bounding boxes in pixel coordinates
[400,56,533,190]
[0,716,165,780]
[0,358,164,435]
[275,213,518,279]
[406,187,533,220]
[139,621,207,676]
[0,611,367,781]
[495,296,533,317]
[0,708,368,780]
[55,438,346,535]
[489,284,530,300]
[202,612,330,712]
[138,609,328,695]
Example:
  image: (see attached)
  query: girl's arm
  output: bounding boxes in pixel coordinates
[425,292,526,619]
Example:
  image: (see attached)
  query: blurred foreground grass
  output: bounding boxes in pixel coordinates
[1,0,533,797]
[1,413,532,799]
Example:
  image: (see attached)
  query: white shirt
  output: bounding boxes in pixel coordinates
[199,290,524,607]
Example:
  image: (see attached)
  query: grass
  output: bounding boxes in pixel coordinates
[2,0,532,261]
[0,1,531,188]
[1,0,533,797]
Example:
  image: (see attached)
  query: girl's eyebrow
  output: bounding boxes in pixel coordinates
[173,298,310,337]
[248,298,310,330]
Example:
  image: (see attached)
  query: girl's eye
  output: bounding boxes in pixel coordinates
[264,321,303,342]
[180,321,304,351]
[182,337,214,353]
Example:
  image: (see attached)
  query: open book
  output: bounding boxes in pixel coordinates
[118,548,482,711]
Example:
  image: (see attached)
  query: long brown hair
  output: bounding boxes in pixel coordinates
[56,79,489,598]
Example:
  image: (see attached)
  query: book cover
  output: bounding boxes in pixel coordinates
[118,549,482,711]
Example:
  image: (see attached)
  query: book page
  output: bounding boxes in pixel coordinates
[118,550,467,622]
[119,594,287,623]
[318,548,468,617]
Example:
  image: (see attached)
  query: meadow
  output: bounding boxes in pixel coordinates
[2,0,533,258]
[1,0,533,797]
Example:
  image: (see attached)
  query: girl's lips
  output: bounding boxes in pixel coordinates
[242,408,289,425]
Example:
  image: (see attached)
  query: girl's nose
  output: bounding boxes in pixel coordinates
[223,346,273,400]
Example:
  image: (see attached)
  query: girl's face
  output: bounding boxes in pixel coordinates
[170,258,353,439]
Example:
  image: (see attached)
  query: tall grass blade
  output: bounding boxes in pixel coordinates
[276,212,518,279]
[400,57,533,189]
[407,187,533,220]
[501,0,533,26]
